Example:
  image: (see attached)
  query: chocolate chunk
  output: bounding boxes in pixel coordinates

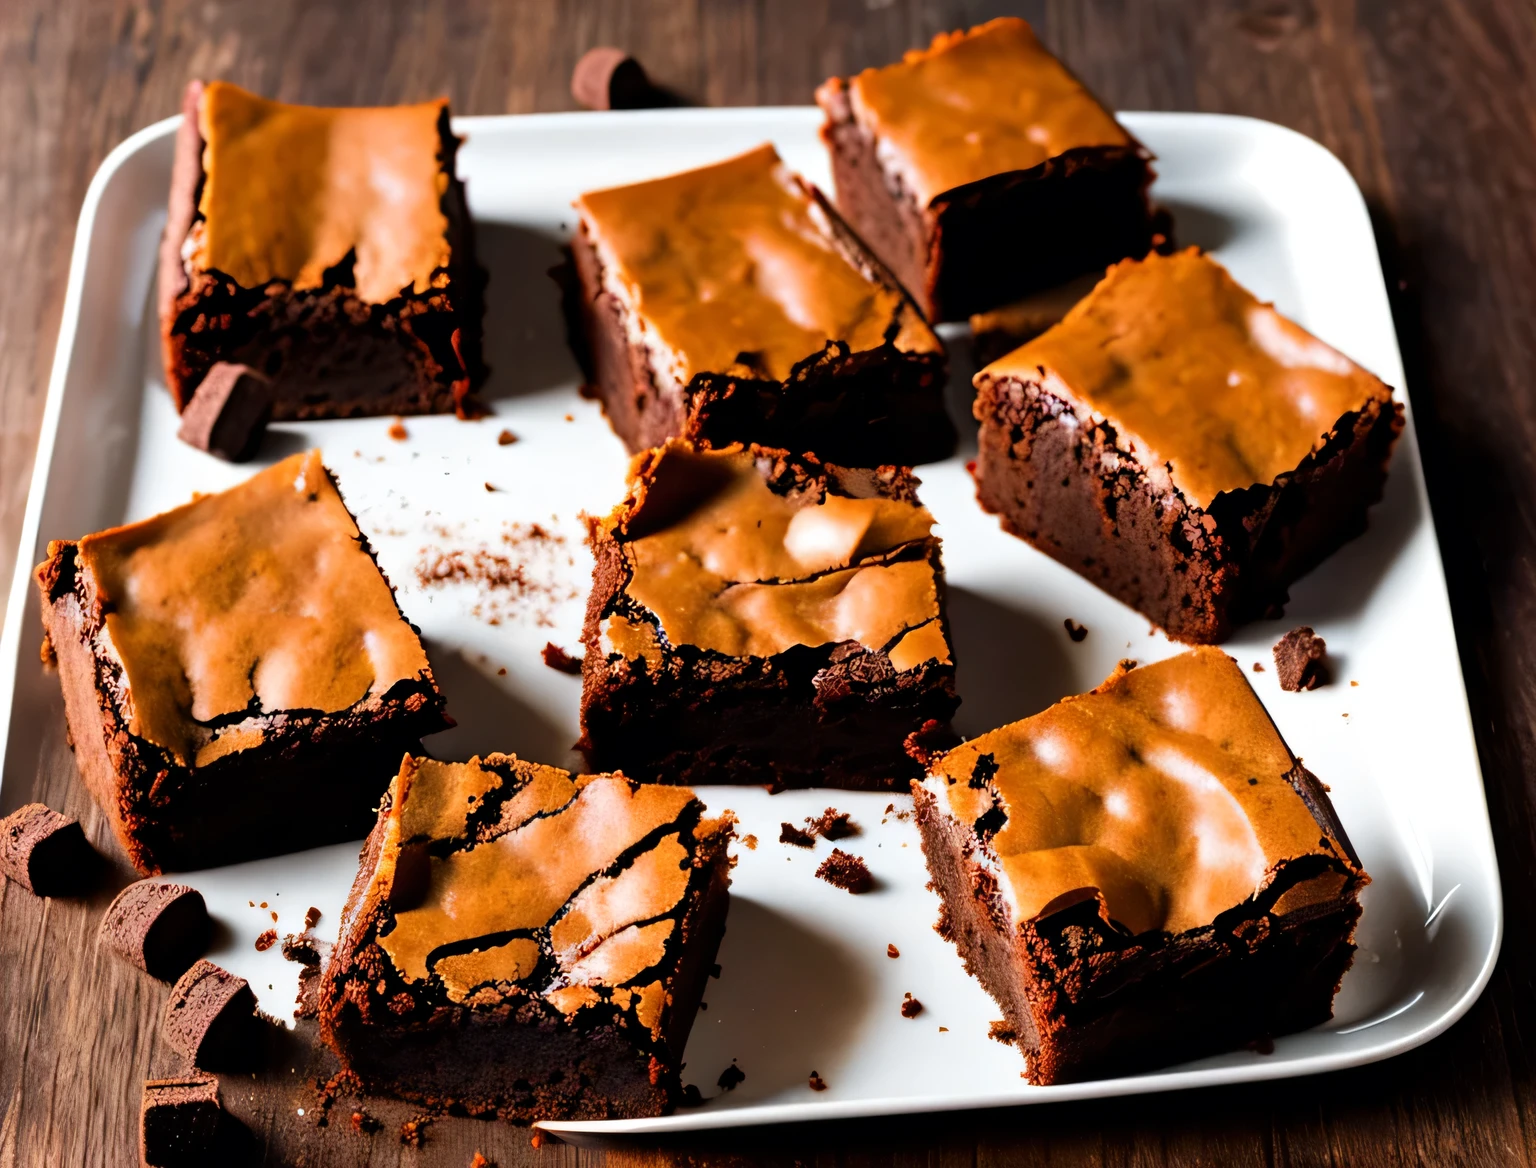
[717,1062,745,1091]
[254,929,277,952]
[779,822,815,849]
[1273,626,1329,691]
[162,960,263,1070]
[808,1070,828,1092]
[497,429,518,446]
[900,992,923,1018]
[1064,618,1088,642]
[806,808,857,840]
[303,905,321,931]
[0,803,96,896]
[887,943,900,958]
[815,849,874,893]
[541,642,584,674]
[571,47,657,110]
[175,362,272,462]
[99,880,211,981]
[141,1075,222,1167]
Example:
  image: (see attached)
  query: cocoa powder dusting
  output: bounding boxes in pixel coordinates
[413,521,579,628]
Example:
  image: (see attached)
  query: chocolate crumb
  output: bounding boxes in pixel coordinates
[497,667,507,675]
[717,1062,745,1091]
[805,808,857,840]
[304,906,321,931]
[1274,626,1329,691]
[351,1109,381,1134]
[530,1132,545,1149]
[399,1116,432,1147]
[497,429,518,446]
[484,482,498,492]
[563,413,574,422]
[541,642,583,674]
[1351,679,1359,686]
[387,419,409,441]
[741,834,758,850]
[1064,618,1088,642]
[471,1154,496,1167]
[779,822,815,848]
[808,1071,828,1092]
[254,929,277,952]
[887,944,900,959]
[988,1020,1018,1045]
[815,849,874,893]
[938,1026,949,1032]
[900,992,923,1018]
[1252,662,1265,672]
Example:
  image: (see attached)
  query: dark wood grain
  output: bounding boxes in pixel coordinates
[4,0,1536,1164]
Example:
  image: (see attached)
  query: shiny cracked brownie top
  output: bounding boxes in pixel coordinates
[367,754,730,1038]
[598,441,951,673]
[924,648,1354,937]
[980,249,1394,509]
[192,82,452,304]
[76,450,434,767]
[838,17,1131,207]
[575,143,939,386]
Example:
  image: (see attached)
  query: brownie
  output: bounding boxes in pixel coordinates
[0,802,97,896]
[578,440,959,789]
[913,648,1368,1085]
[815,18,1157,323]
[158,80,485,420]
[565,143,953,467]
[34,450,450,874]
[99,880,211,980]
[968,270,1107,368]
[972,249,1404,644]
[317,752,733,1121]
[141,1076,222,1167]
[1274,626,1329,691]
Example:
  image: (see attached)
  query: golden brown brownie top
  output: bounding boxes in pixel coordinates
[981,249,1393,509]
[369,754,728,1038]
[192,81,451,303]
[840,17,1130,207]
[575,143,938,385]
[76,451,432,767]
[925,648,1348,937]
[598,441,950,672]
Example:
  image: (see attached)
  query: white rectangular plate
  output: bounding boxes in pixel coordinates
[0,107,1501,1137]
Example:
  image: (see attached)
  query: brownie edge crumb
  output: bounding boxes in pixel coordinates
[988,1020,1019,1045]
[1274,626,1329,691]
[1064,618,1088,642]
[815,849,874,893]
[779,822,815,848]
[541,642,584,674]
[900,993,924,1018]
[808,1071,828,1092]
[806,808,858,839]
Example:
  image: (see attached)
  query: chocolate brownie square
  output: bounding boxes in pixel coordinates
[914,648,1368,1084]
[317,753,733,1121]
[972,249,1404,643]
[816,17,1157,322]
[34,451,449,874]
[159,80,484,420]
[579,440,958,789]
[566,143,953,467]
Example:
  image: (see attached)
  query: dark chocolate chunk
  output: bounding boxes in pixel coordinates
[1274,626,1329,691]
[99,880,211,981]
[1064,618,1088,642]
[0,803,96,896]
[175,362,273,462]
[815,849,874,893]
[162,960,263,1070]
[808,1070,828,1092]
[717,1062,745,1091]
[541,642,584,674]
[900,992,923,1018]
[141,1075,222,1167]
[571,47,656,110]
[779,822,815,849]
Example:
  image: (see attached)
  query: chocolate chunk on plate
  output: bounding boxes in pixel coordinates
[99,880,211,981]
[1274,626,1329,691]
[175,362,272,462]
[0,802,96,896]
[571,47,658,110]
[163,960,264,1070]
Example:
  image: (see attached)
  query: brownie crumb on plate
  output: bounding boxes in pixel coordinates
[780,822,816,849]
[806,808,858,840]
[887,944,900,958]
[541,642,584,674]
[808,1071,828,1092]
[99,880,211,981]
[815,849,874,893]
[0,803,97,896]
[1274,626,1329,691]
[717,1062,746,1091]
[303,906,321,930]
[900,993,924,1018]
[497,429,518,445]
[1064,619,1088,643]
[254,929,277,952]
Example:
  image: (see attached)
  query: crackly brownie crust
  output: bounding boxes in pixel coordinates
[318,755,732,1121]
[816,76,1156,323]
[158,81,486,420]
[563,156,954,468]
[913,650,1368,1084]
[972,346,1403,644]
[578,443,960,789]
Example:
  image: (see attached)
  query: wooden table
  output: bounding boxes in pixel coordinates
[2,1,1533,1163]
